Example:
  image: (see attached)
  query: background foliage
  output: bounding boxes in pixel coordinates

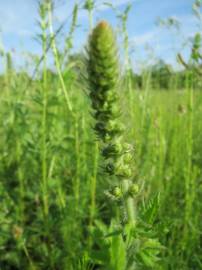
[0,0,202,269]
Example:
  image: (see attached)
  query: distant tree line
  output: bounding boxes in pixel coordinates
[1,52,202,91]
[129,59,202,90]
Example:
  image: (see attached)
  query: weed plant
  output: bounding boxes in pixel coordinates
[0,0,201,269]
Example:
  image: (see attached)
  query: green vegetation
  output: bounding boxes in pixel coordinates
[0,0,202,269]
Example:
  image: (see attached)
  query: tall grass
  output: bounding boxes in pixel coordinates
[0,0,202,269]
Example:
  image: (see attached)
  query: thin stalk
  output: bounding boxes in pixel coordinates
[74,113,80,206]
[156,112,165,190]
[23,243,36,270]
[122,14,133,114]
[39,3,55,267]
[47,2,73,113]
[84,0,94,31]
[0,39,10,97]
[41,4,49,217]
[122,179,136,224]
[16,140,25,224]
[89,141,99,248]
[183,72,194,248]
[81,113,88,176]
[140,71,151,128]
[88,8,93,31]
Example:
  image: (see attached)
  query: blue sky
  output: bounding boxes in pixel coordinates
[0,0,200,72]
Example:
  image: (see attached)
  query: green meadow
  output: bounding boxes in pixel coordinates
[0,1,202,269]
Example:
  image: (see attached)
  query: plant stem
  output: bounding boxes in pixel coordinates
[122,179,136,224]
[47,1,73,113]
[41,2,48,217]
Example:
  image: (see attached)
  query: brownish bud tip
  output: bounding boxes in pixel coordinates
[97,20,109,29]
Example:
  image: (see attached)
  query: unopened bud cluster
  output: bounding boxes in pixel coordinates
[88,21,138,214]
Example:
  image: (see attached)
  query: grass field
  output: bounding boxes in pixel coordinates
[0,1,202,269]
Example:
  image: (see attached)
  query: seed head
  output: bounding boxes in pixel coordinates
[88,21,120,142]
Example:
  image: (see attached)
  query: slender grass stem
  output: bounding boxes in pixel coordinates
[74,113,80,206]
[41,2,49,218]
[47,2,73,113]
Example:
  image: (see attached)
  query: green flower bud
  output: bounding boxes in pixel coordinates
[110,104,120,117]
[103,101,110,111]
[106,121,124,135]
[123,153,133,163]
[123,143,133,153]
[113,186,122,198]
[104,90,117,102]
[102,142,122,158]
[128,184,139,196]
[105,162,115,175]
[116,165,132,178]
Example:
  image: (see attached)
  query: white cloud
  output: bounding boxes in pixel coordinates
[95,0,139,10]
[131,29,159,46]
[0,0,36,36]
[55,0,137,23]
[99,0,135,8]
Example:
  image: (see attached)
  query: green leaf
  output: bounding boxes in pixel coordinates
[141,193,160,225]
